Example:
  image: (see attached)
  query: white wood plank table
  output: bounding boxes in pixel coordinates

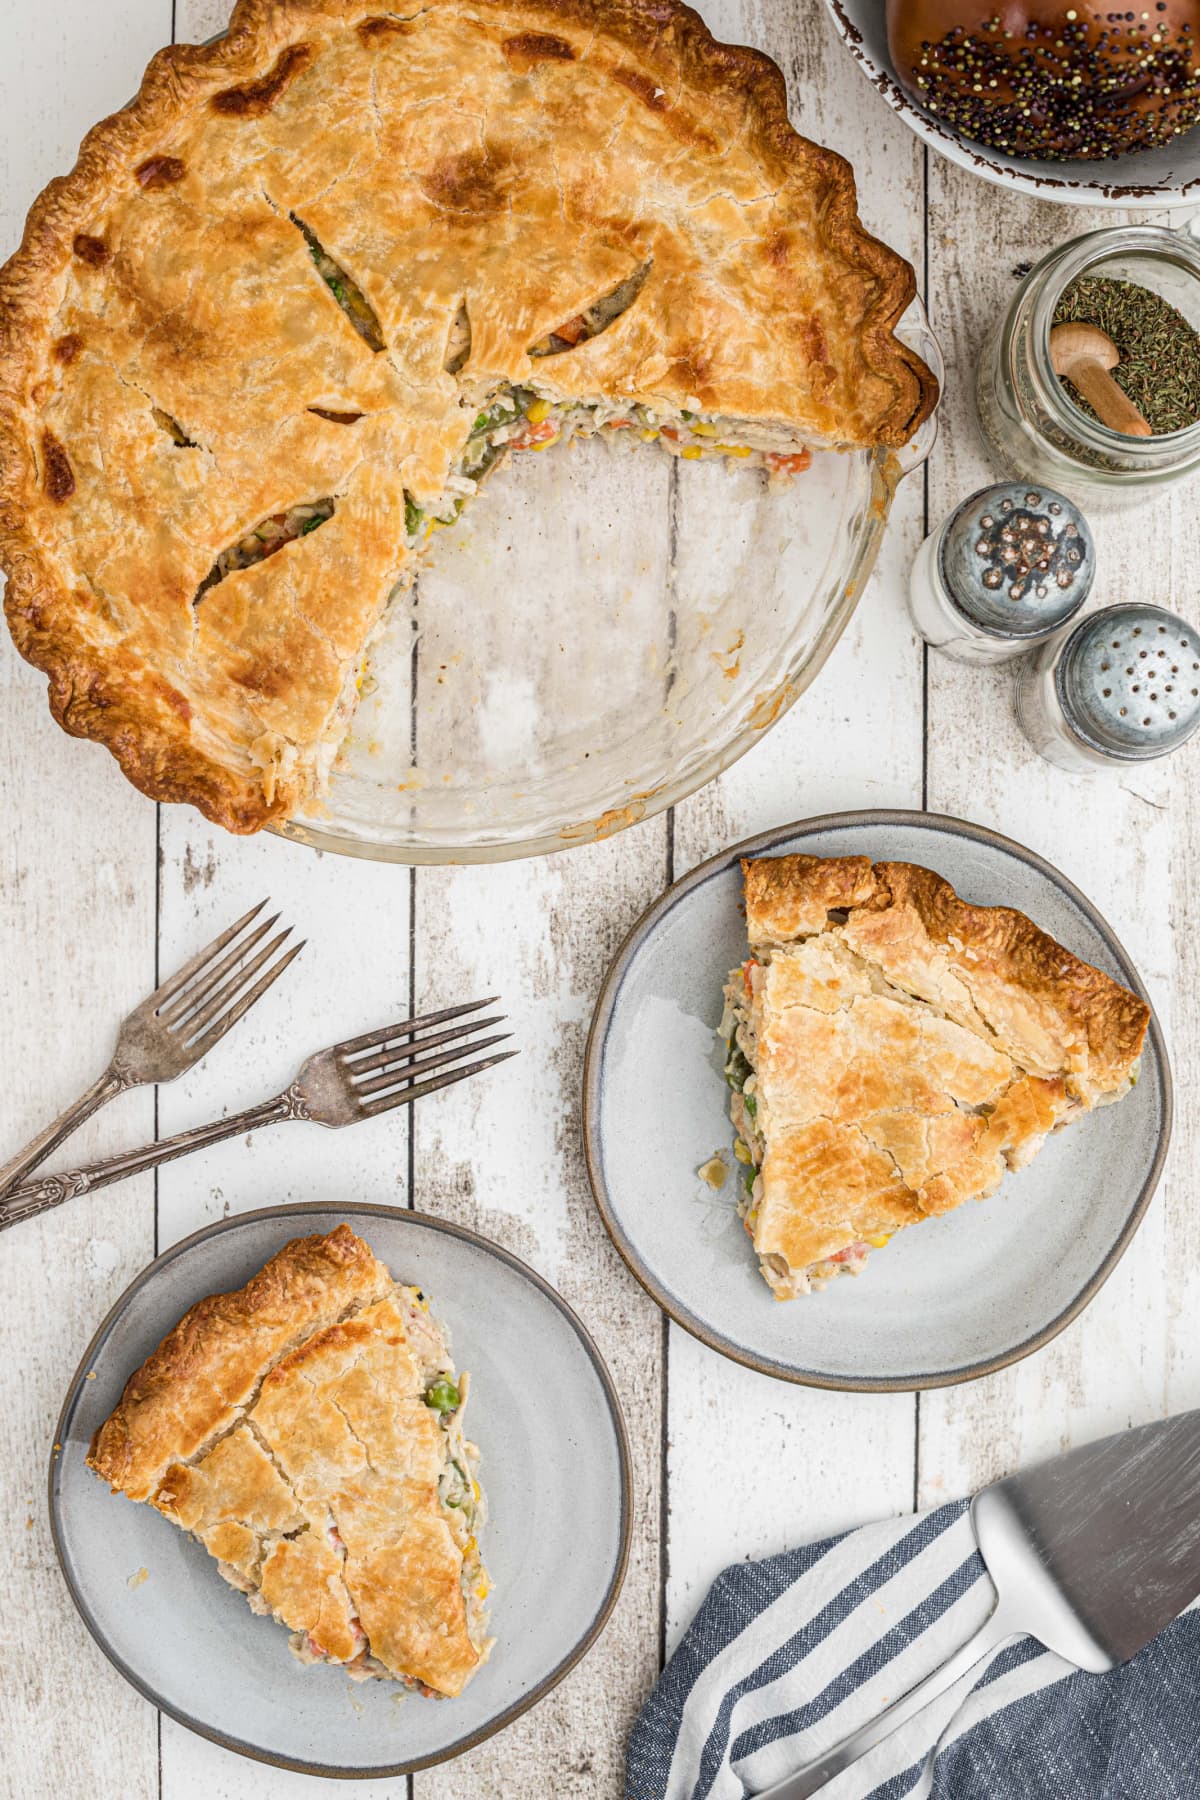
[1,3,1196,1796]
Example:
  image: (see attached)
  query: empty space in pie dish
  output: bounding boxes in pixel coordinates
[281,433,895,862]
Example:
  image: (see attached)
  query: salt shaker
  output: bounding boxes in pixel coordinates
[908,484,1094,664]
[1016,603,1200,773]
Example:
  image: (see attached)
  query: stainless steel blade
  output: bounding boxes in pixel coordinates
[756,1410,1200,1798]
[974,1407,1200,1669]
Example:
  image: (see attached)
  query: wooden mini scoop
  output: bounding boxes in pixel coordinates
[1050,322,1153,438]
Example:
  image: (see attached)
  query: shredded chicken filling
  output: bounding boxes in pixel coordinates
[528,265,652,357]
[292,211,386,353]
[445,304,472,374]
[195,500,334,604]
[403,387,814,546]
[720,963,889,1298]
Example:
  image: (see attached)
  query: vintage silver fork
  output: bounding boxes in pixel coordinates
[0,901,302,1201]
[0,1000,515,1232]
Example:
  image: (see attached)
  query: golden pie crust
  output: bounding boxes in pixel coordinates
[732,856,1150,1298]
[88,1223,489,1696]
[0,0,937,833]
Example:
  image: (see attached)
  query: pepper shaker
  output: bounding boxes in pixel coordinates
[909,484,1094,665]
[1016,603,1200,773]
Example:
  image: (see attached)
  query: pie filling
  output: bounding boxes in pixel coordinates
[195,499,335,602]
[444,304,472,375]
[292,211,386,354]
[405,1291,492,1667]
[402,385,814,545]
[151,406,201,449]
[719,937,1137,1301]
[528,265,653,359]
[719,969,875,1299]
[210,1281,492,1693]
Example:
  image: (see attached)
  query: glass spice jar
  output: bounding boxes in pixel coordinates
[1015,604,1200,773]
[977,224,1200,510]
[908,482,1094,664]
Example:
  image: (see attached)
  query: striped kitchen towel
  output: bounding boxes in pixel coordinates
[627,1499,1200,1800]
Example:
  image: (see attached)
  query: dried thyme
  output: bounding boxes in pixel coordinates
[1053,276,1200,436]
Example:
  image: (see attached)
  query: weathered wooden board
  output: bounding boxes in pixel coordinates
[3,2,1197,1798]
[412,834,671,1800]
[666,0,927,1652]
[164,12,670,1800]
[918,169,1199,1507]
[0,5,170,1797]
[149,6,422,1792]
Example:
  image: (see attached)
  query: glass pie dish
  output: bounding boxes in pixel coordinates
[278,305,943,865]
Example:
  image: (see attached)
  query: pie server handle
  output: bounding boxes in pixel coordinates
[750,1606,1017,1798]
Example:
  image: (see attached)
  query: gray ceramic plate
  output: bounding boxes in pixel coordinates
[584,811,1171,1390]
[50,1204,631,1778]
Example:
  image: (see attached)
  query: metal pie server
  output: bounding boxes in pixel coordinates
[756,1411,1200,1798]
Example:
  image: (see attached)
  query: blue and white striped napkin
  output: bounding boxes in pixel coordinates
[627,1499,1200,1800]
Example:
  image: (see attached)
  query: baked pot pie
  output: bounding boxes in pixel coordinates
[0,0,937,833]
[88,1224,492,1695]
[722,855,1150,1300]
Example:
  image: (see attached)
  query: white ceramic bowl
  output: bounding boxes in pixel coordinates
[824,0,1200,209]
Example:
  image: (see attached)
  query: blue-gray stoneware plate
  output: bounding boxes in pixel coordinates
[584,811,1171,1390]
[50,1204,631,1778]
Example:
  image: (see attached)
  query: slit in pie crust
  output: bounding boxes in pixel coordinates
[88,1224,492,1695]
[722,856,1151,1300]
[0,0,937,833]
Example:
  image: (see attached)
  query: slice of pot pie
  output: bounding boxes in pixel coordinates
[88,1224,492,1695]
[0,0,937,833]
[721,855,1151,1300]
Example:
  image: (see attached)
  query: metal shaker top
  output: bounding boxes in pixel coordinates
[938,484,1094,639]
[1057,604,1200,761]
